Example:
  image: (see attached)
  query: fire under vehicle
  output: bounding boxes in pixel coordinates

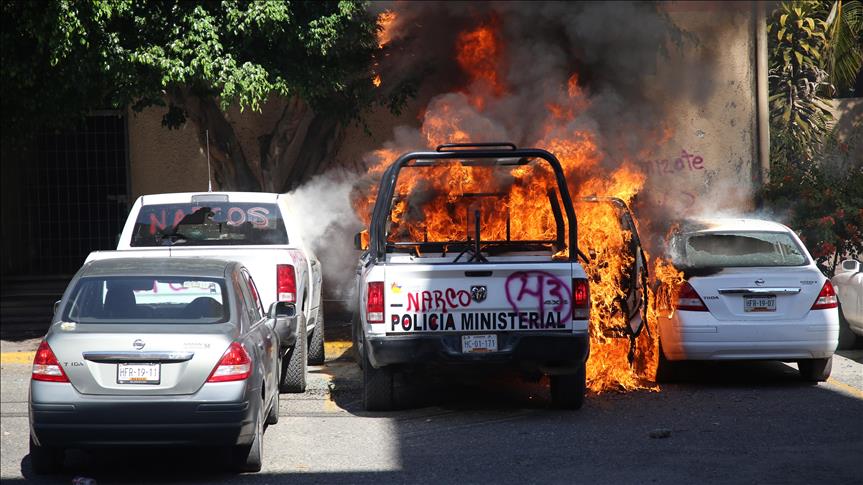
[351,143,649,410]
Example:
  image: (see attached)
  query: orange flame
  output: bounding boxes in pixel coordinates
[353,18,683,393]
[377,10,398,48]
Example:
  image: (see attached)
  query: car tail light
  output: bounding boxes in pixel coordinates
[367,282,385,323]
[32,340,69,383]
[811,280,838,310]
[207,342,252,383]
[675,282,708,311]
[277,264,296,303]
[572,278,590,320]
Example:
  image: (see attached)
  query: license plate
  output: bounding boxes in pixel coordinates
[117,363,160,384]
[462,334,498,353]
[744,295,776,312]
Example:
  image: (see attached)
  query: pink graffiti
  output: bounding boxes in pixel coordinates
[641,149,705,176]
[406,289,472,313]
[505,271,571,318]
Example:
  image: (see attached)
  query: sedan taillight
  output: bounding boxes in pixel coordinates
[32,340,69,383]
[207,342,252,383]
[675,282,708,312]
[811,280,838,310]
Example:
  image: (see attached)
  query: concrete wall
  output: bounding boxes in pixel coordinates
[640,2,761,214]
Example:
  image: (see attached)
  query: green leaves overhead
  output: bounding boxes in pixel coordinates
[1,0,385,140]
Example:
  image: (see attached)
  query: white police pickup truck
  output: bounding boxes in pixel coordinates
[86,192,323,392]
[352,143,594,411]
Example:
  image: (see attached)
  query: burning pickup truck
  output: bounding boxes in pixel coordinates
[352,143,600,410]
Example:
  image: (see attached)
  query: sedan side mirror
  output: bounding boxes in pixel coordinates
[53,300,61,316]
[268,301,296,319]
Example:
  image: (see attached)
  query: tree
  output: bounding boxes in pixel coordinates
[764,0,863,275]
[1,0,408,191]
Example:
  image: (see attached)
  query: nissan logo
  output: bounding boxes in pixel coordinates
[754,279,765,287]
[133,339,146,351]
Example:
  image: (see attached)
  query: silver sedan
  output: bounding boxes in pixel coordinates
[28,257,298,474]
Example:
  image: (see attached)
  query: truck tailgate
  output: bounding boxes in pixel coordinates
[384,262,576,334]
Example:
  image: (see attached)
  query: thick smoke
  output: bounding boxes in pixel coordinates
[285,172,363,306]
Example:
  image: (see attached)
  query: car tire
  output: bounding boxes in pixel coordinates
[29,436,62,475]
[655,342,679,383]
[231,396,264,473]
[265,389,279,426]
[352,311,365,370]
[279,322,307,393]
[362,343,394,411]
[798,356,833,382]
[307,306,326,366]
[549,365,586,410]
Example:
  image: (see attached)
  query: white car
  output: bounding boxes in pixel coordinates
[832,259,863,347]
[657,219,839,382]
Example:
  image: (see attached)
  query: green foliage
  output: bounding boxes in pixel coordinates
[767,1,834,163]
[764,1,863,275]
[1,0,393,142]
[761,136,863,274]
[823,0,863,96]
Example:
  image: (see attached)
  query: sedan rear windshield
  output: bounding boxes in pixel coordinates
[131,203,288,246]
[64,277,229,323]
[680,231,808,268]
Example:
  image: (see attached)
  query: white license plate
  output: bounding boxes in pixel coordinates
[117,363,161,384]
[744,295,776,312]
[462,334,498,353]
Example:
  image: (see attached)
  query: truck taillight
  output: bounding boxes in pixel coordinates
[572,278,589,320]
[675,282,708,311]
[367,282,385,323]
[32,340,69,383]
[277,264,296,303]
[811,280,838,310]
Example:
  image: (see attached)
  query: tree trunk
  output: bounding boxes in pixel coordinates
[169,90,344,192]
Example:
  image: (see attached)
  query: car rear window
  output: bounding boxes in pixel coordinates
[64,276,229,323]
[130,202,288,246]
[680,231,808,268]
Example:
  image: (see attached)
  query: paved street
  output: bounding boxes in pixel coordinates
[2,325,862,484]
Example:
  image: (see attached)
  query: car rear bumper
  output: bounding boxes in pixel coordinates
[660,309,839,361]
[366,331,589,374]
[29,380,258,448]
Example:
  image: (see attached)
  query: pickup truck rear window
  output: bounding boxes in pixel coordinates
[64,276,229,323]
[681,231,807,267]
[130,203,288,246]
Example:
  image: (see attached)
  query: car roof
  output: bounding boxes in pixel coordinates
[138,192,282,205]
[681,218,792,234]
[81,258,236,278]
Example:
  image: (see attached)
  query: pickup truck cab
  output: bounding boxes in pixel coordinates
[86,192,323,392]
[353,143,591,410]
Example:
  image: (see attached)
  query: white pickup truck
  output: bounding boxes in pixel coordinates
[86,192,323,392]
[352,143,601,411]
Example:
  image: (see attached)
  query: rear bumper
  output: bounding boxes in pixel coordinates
[660,309,839,361]
[29,380,258,448]
[366,331,589,374]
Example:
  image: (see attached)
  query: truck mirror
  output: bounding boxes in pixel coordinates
[354,231,369,251]
[268,301,295,319]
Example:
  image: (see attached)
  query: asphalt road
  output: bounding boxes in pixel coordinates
[2,330,862,485]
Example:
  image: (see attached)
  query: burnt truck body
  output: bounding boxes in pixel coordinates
[352,143,598,410]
